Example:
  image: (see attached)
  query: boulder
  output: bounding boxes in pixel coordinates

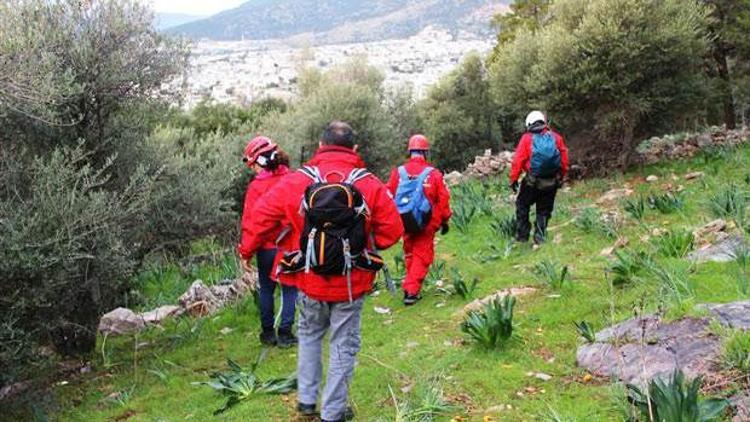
[457,287,537,317]
[684,171,705,180]
[597,188,634,205]
[444,171,463,186]
[687,235,746,264]
[178,280,221,317]
[646,175,659,183]
[577,301,750,387]
[98,308,144,336]
[138,305,181,325]
[731,391,750,422]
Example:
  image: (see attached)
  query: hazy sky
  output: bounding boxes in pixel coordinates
[149,0,245,16]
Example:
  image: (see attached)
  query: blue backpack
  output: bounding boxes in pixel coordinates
[395,166,433,233]
[530,131,562,178]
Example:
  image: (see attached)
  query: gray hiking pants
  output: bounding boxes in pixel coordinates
[297,293,364,421]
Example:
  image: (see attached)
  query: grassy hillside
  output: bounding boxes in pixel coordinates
[33,142,750,421]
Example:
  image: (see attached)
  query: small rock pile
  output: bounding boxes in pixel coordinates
[98,269,258,337]
[444,149,514,186]
[638,126,750,165]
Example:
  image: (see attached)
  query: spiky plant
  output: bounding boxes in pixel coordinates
[652,230,694,258]
[193,351,297,415]
[646,262,694,306]
[574,321,596,343]
[574,207,617,238]
[452,200,477,234]
[425,259,446,286]
[607,250,651,286]
[626,370,728,422]
[490,213,518,239]
[708,184,748,229]
[648,193,684,214]
[461,295,515,349]
[532,259,570,290]
[389,381,459,422]
[450,269,478,300]
[623,196,647,221]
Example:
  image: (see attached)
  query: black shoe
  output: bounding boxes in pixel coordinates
[259,328,277,346]
[277,327,298,349]
[321,406,354,422]
[297,402,318,417]
[403,293,422,306]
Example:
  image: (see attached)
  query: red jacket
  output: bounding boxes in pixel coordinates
[241,145,404,302]
[238,166,290,256]
[386,156,452,233]
[509,128,569,183]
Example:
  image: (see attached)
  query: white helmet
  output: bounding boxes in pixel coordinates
[525,111,546,129]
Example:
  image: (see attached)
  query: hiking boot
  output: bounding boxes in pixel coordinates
[297,402,318,417]
[403,293,422,306]
[259,328,277,346]
[320,406,355,422]
[277,327,298,349]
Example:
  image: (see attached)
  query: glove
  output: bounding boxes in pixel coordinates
[240,258,254,273]
[510,181,519,194]
[440,222,450,235]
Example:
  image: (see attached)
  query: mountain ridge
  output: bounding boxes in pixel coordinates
[168,0,509,44]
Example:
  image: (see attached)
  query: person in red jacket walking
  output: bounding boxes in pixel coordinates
[509,111,569,244]
[237,136,298,348]
[241,121,403,422]
[387,134,451,306]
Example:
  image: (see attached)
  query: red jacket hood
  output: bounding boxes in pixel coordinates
[254,165,289,181]
[307,145,366,169]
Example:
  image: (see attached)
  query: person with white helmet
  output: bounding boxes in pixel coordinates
[509,111,569,244]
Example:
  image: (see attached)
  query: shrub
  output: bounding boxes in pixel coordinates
[721,331,750,375]
[461,295,515,349]
[708,184,748,228]
[532,259,570,290]
[626,370,729,422]
[652,230,694,258]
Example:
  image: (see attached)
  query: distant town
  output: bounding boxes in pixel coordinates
[178,27,493,108]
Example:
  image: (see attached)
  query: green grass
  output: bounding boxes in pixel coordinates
[12,144,750,421]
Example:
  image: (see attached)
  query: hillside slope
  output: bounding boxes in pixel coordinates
[169,0,509,43]
[26,137,750,420]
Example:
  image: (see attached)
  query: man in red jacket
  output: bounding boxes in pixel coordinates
[509,111,569,244]
[387,135,451,306]
[240,121,403,422]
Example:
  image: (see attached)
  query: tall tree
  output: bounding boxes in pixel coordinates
[489,0,552,63]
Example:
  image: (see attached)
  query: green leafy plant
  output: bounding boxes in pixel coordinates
[626,370,728,422]
[574,207,617,238]
[193,352,297,415]
[490,213,518,239]
[708,184,748,229]
[425,259,447,286]
[607,250,652,286]
[648,193,684,214]
[388,380,460,421]
[461,295,515,349]
[475,240,513,263]
[652,230,694,258]
[721,330,750,375]
[574,321,596,343]
[450,269,478,300]
[532,259,570,290]
[623,196,647,221]
[732,243,750,295]
[452,200,477,234]
[647,262,694,306]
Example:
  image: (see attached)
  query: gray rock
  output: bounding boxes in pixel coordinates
[731,391,750,422]
[702,301,750,329]
[178,280,221,316]
[139,305,181,325]
[687,235,746,263]
[98,307,144,336]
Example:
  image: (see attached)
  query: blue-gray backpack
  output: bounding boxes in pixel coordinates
[394,166,433,233]
[530,131,562,178]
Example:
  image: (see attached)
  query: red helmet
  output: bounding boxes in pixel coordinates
[408,134,430,151]
[243,136,277,167]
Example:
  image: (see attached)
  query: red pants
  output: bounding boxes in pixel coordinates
[402,230,435,295]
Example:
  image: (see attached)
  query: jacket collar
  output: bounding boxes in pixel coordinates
[308,145,366,168]
[255,165,289,180]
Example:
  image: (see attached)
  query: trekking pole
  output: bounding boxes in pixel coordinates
[370,234,396,295]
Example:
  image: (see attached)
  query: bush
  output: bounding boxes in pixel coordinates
[461,295,516,349]
[0,145,157,382]
[623,196,647,221]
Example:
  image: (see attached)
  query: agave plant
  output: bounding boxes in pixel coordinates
[626,370,728,422]
[461,295,515,349]
[450,269,478,300]
[452,200,477,234]
[708,184,748,229]
[574,207,617,238]
[490,213,517,239]
[532,259,570,290]
[574,321,596,343]
[194,351,297,415]
[389,381,460,422]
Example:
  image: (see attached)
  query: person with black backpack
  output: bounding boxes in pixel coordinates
[240,121,404,422]
[386,135,452,306]
[509,111,569,245]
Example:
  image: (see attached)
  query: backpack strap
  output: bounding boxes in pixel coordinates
[415,167,433,185]
[344,168,371,185]
[398,166,409,181]
[298,166,324,184]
